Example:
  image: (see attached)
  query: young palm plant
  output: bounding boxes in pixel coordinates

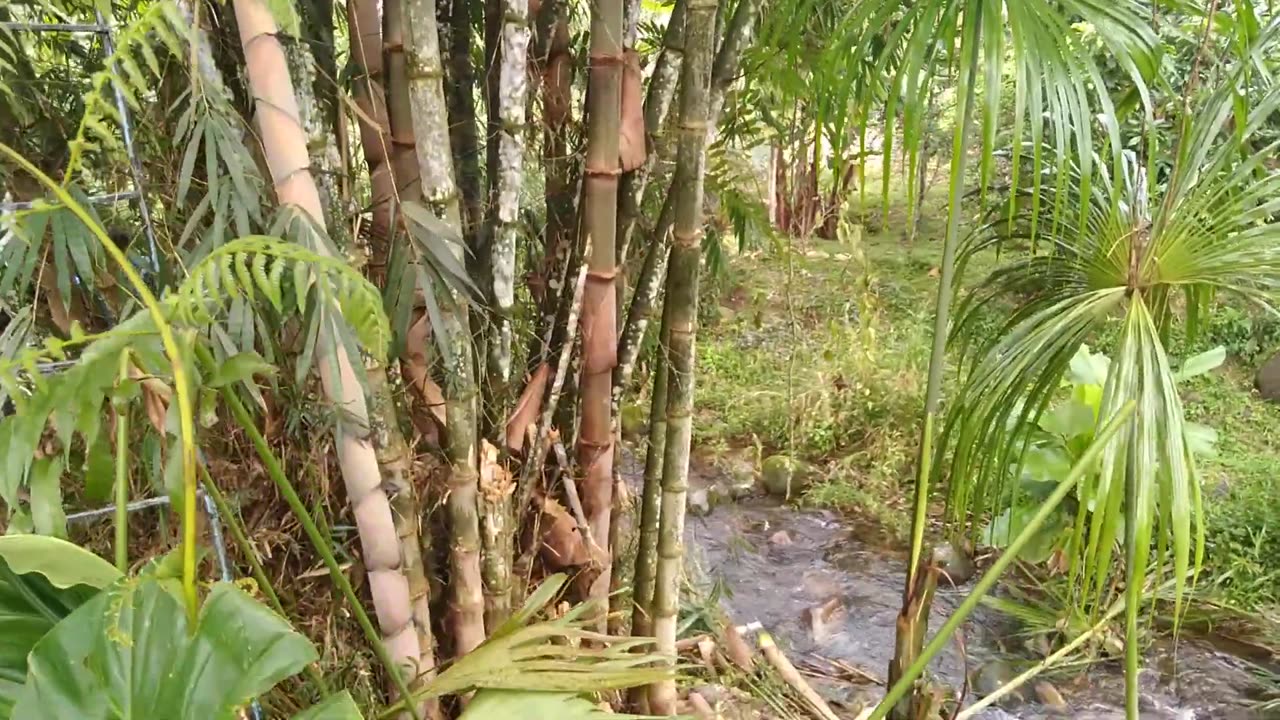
[832,1,1157,715]
[942,33,1280,716]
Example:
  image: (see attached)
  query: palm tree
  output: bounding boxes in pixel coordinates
[826,2,1159,714]
[942,37,1280,712]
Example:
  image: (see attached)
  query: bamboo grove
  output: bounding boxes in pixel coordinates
[0,0,757,714]
[5,0,1280,717]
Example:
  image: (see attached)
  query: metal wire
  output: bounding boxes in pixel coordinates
[0,190,139,212]
[0,22,109,33]
[95,9,161,285]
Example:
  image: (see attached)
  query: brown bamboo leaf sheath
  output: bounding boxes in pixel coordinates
[232,0,425,708]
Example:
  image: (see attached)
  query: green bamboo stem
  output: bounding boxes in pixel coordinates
[403,0,487,655]
[648,0,716,709]
[203,345,421,720]
[113,350,131,574]
[869,402,1135,720]
[890,19,981,716]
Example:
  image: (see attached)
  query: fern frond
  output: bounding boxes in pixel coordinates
[63,3,188,179]
[174,236,392,361]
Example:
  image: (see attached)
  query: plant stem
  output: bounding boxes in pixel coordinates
[577,0,626,616]
[869,402,1135,720]
[198,467,333,695]
[114,350,131,574]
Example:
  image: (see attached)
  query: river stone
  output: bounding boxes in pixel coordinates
[620,403,648,442]
[973,660,1024,702]
[1035,681,1068,712]
[1256,353,1280,401]
[687,488,713,517]
[932,539,976,585]
[726,471,758,499]
[769,530,793,546]
[708,481,735,507]
[760,455,815,498]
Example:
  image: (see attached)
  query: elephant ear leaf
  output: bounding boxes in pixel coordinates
[290,691,364,720]
[0,536,118,719]
[13,579,319,720]
[0,535,120,590]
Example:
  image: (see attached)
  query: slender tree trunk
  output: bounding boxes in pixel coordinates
[614,0,756,389]
[889,12,981,719]
[535,11,576,353]
[368,368,441,719]
[577,0,625,614]
[387,0,425,203]
[403,0,488,657]
[232,0,424,700]
[347,0,396,273]
[441,0,484,238]
[648,0,715,710]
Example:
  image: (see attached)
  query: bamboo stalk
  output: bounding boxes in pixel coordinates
[647,0,716,709]
[442,0,484,237]
[403,0,487,656]
[233,0,426,693]
[485,0,531,397]
[345,0,396,258]
[577,0,626,617]
[113,351,130,574]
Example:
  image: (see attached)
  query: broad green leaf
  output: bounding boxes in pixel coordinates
[29,458,65,538]
[13,579,318,720]
[82,437,115,504]
[290,691,364,720]
[0,536,115,716]
[0,536,119,589]
[1019,445,1072,486]
[1067,344,1109,387]
[1175,346,1225,382]
[1037,399,1095,440]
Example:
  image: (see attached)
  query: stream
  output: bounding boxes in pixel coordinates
[651,456,1269,719]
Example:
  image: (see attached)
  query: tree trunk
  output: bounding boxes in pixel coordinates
[648,0,715,710]
[474,0,530,630]
[577,0,625,615]
[346,0,396,275]
[232,0,424,699]
[386,0,425,203]
[403,0,488,657]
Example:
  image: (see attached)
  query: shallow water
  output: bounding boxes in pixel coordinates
[667,462,1267,719]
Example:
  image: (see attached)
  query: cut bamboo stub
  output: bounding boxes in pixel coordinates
[758,631,842,720]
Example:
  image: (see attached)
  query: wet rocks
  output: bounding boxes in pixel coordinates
[932,539,976,585]
[802,597,847,644]
[1035,681,1068,713]
[972,660,1024,702]
[769,530,793,546]
[688,487,714,517]
[760,455,816,498]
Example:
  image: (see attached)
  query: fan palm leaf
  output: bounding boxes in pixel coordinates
[945,22,1280,715]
